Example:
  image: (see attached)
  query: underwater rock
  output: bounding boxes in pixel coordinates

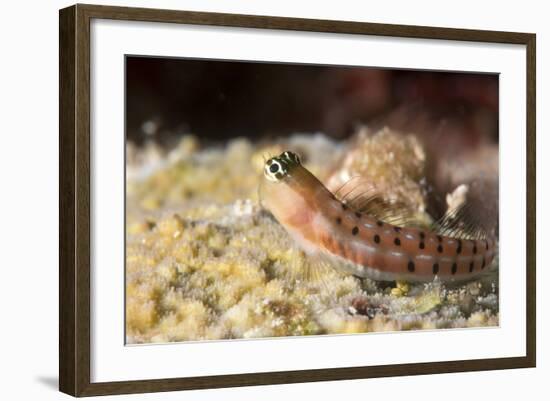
[325,126,428,216]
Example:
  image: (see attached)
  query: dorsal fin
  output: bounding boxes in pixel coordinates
[332,176,424,228]
[431,202,489,240]
[430,185,491,240]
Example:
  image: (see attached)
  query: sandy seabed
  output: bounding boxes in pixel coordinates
[125,129,499,344]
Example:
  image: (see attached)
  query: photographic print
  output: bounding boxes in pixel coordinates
[125,57,500,344]
[59,4,535,395]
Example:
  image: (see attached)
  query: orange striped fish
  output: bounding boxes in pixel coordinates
[259,151,496,283]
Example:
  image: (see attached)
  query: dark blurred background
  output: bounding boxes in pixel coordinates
[126,56,498,150]
[126,56,499,232]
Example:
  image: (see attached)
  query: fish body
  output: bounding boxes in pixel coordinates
[260,151,496,283]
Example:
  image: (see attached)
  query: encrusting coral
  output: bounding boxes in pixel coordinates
[126,129,498,344]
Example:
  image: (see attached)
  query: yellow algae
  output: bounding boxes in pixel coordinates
[156,300,213,341]
[390,288,402,297]
[127,299,158,334]
[413,289,442,314]
[368,315,401,332]
[156,214,185,237]
[390,280,410,297]
[140,196,162,211]
[125,133,499,343]
[173,135,199,157]
[127,220,155,235]
[466,310,498,328]
[319,309,369,334]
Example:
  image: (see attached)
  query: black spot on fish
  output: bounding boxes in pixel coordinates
[352,226,359,236]
[419,242,425,249]
[355,212,362,218]
[437,235,443,242]
[394,238,401,246]
[336,217,342,225]
[377,220,384,227]
[469,261,474,273]
[408,261,415,272]
[419,232,425,239]
[437,244,443,253]
[374,234,380,244]
[485,240,489,250]
[473,244,477,254]
[394,226,401,233]
[433,263,439,274]
[342,203,348,210]
[452,263,458,275]
[457,240,462,254]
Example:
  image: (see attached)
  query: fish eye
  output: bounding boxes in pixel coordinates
[264,158,287,182]
[263,151,301,182]
[281,151,301,165]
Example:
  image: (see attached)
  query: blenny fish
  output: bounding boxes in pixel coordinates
[259,151,496,283]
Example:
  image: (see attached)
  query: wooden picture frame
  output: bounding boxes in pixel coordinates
[59,3,536,397]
